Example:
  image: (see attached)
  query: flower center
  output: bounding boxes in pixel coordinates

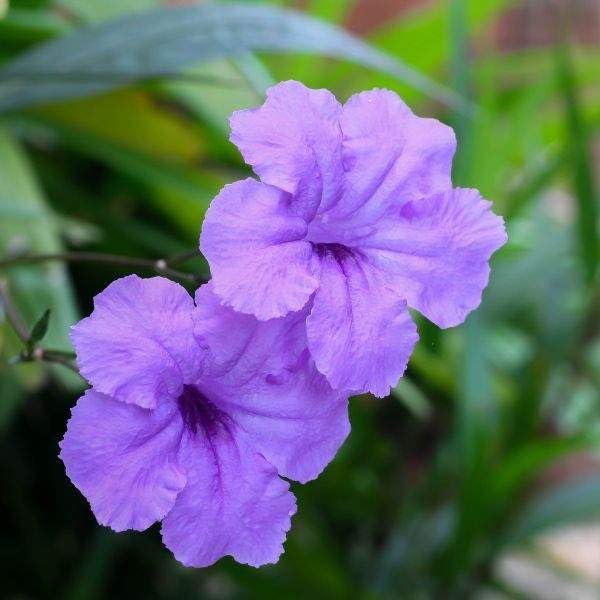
[177,384,227,436]
[312,242,354,263]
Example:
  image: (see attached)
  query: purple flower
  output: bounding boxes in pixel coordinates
[201,81,508,397]
[59,275,349,568]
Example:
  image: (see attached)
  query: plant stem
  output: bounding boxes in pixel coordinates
[0,249,207,377]
[32,348,81,375]
[43,349,77,360]
[0,278,30,344]
[0,279,80,375]
[0,251,207,284]
[162,249,202,267]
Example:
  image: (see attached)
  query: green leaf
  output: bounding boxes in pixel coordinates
[392,378,432,421]
[491,435,598,508]
[0,8,68,44]
[56,0,158,23]
[23,115,224,238]
[35,88,205,163]
[161,59,270,136]
[333,0,515,104]
[503,475,600,546]
[28,307,50,345]
[0,125,80,388]
[0,3,468,113]
[555,44,599,284]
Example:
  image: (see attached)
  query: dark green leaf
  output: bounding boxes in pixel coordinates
[0,3,468,113]
[28,307,50,344]
[0,8,68,44]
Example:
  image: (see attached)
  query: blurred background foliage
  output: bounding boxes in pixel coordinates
[0,0,598,598]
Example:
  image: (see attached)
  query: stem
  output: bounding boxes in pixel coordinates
[33,348,81,376]
[46,356,80,375]
[43,349,77,360]
[0,279,30,344]
[0,251,207,284]
[0,280,80,375]
[163,249,202,267]
[0,249,207,378]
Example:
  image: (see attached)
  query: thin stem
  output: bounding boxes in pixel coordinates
[45,356,81,374]
[163,249,202,267]
[0,279,30,344]
[34,348,81,376]
[0,249,207,378]
[0,280,80,375]
[0,251,207,284]
[43,349,77,360]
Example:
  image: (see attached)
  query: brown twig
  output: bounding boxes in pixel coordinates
[163,249,202,267]
[32,348,81,375]
[0,251,207,284]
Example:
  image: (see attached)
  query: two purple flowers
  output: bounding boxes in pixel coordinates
[60,81,507,568]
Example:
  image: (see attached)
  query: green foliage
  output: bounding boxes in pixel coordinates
[555,44,599,284]
[0,0,598,598]
[0,2,466,112]
[0,125,80,391]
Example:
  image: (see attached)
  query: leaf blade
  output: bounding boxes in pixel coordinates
[28,308,50,345]
[0,3,469,113]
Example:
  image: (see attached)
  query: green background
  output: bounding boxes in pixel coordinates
[0,0,598,597]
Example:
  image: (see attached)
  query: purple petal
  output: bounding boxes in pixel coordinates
[358,188,508,328]
[311,89,455,236]
[59,390,186,532]
[200,178,320,320]
[71,276,201,409]
[194,284,350,483]
[230,80,343,218]
[306,249,419,397]
[161,427,296,568]
[193,283,307,377]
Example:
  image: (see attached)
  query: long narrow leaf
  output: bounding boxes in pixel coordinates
[0,3,469,113]
[503,475,600,545]
[555,44,599,284]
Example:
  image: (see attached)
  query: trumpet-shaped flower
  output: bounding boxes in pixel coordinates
[201,81,507,397]
[60,275,349,568]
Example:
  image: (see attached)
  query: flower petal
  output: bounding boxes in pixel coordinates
[71,275,201,409]
[193,284,350,483]
[59,390,186,532]
[311,89,455,236]
[359,188,508,328]
[306,249,419,398]
[200,178,320,320]
[161,427,296,568]
[193,283,307,377]
[230,80,343,218]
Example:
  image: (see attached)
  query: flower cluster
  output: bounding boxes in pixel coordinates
[60,81,506,568]
[61,277,349,567]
